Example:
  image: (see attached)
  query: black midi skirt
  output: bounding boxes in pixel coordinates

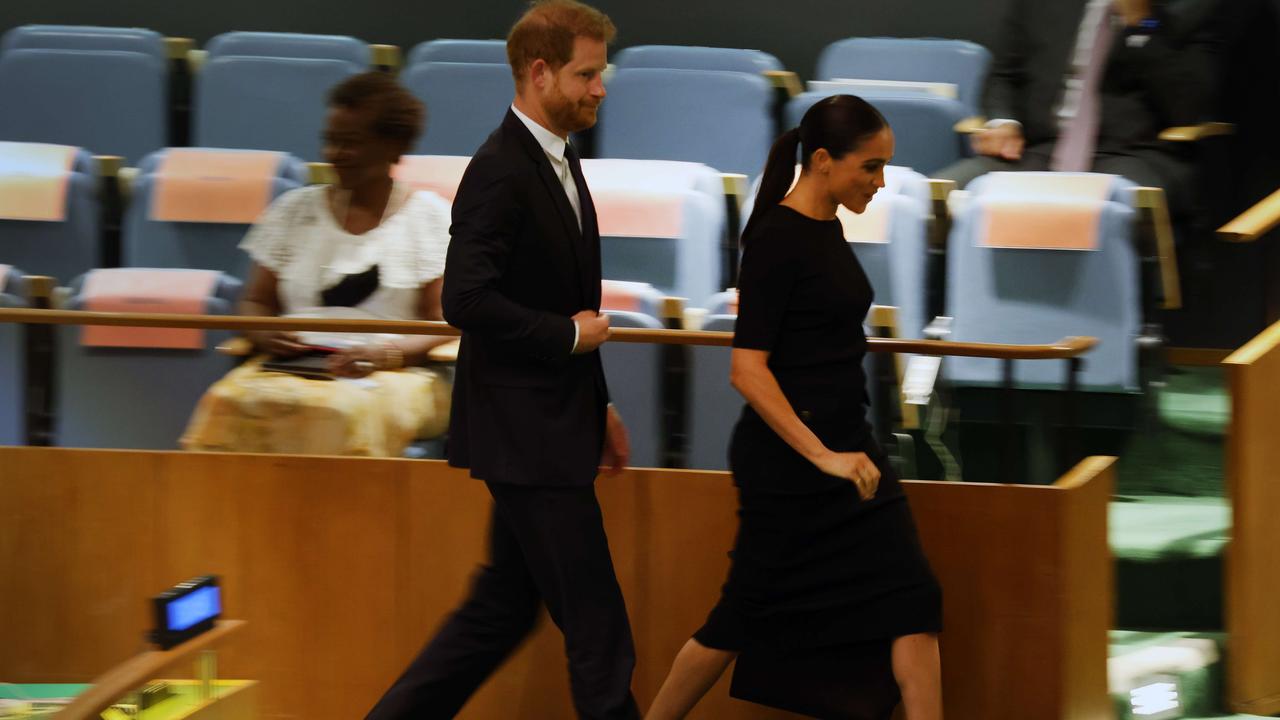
[694,406,942,719]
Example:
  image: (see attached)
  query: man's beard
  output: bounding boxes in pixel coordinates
[546,84,599,134]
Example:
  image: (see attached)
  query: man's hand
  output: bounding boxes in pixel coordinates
[971,123,1025,161]
[572,310,611,353]
[600,404,630,475]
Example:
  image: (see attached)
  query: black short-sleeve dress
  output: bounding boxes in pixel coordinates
[693,204,941,719]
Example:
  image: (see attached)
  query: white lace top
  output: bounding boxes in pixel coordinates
[240,184,452,321]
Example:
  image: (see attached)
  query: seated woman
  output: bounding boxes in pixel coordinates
[183,72,453,457]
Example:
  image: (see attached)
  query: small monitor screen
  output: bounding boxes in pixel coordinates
[165,584,221,632]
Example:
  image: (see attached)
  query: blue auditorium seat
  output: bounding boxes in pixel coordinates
[613,45,782,74]
[1,25,166,62]
[596,68,773,177]
[407,39,507,66]
[584,159,727,306]
[205,31,370,65]
[194,55,361,160]
[816,37,991,116]
[55,269,241,449]
[135,148,308,183]
[600,308,666,468]
[0,145,102,283]
[0,48,167,162]
[123,149,304,280]
[0,267,28,446]
[403,62,513,156]
[945,172,1141,391]
[787,90,969,176]
[687,313,738,471]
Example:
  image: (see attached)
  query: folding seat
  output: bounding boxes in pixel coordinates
[686,312,737,471]
[815,38,991,116]
[123,148,305,280]
[402,62,513,156]
[596,68,774,178]
[1,25,167,61]
[0,266,28,446]
[613,45,782,74]
[392,154,472,202]
[787,91,969,176]
[0,142,101,283]
[583,159,727,305]
[945,172,1141,391]
[0,26,167,162]
[55,268,241,449]
[406,39,507,66]
[599,280,668,468]
[194,32,368,161]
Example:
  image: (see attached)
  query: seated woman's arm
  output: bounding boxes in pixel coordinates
[328,277,452,377]
[241,263,308,357]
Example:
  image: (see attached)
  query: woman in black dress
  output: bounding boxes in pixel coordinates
[646,96,942,720]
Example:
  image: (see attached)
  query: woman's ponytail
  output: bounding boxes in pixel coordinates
[741,127,801,243]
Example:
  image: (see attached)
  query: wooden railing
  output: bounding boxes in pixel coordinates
[0,308,1097,360]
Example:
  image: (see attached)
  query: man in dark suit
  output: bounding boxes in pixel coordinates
[938,0,1219,215]
[365,2,638,719]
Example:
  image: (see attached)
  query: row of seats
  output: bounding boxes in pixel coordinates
[0,170,1146,471]
[0,26,991,176]
[0,141,1147,390]
[0,145,729,306]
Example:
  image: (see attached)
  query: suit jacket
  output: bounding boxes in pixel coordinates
[442,109,609,487]
[983,0,1220,151]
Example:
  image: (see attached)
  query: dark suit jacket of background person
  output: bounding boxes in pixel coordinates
[984,0,1221,153]
[443,109,609,488]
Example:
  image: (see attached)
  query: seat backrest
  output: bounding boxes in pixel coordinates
[787,90,969,176]
[816,37,991,114]
[205,31,370,65]
[55,269,242,449]
[0,266,28,445]
[407,39,507,66]
[945,172,1140,390]
[0,49,167,162]
[0,171,101,283]
[194,55,362,160]
[1,25,166,62]
[403,62,513,156]
[600,309,665,468]
[613,45,782,74]
[596,68,773,177]
[687,313,738,470]
[136,148,309,184]
[584,159,727,306]
[123,174,301,280]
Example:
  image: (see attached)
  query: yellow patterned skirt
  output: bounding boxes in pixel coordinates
[181,356,451,457]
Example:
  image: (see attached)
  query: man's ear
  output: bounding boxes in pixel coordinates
[528,58,549,90]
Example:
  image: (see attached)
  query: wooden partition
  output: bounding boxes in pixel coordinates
[1224,320,1280,715]
[0,448,1113,719]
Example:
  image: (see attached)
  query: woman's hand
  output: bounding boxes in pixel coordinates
[813,451,881,501]
[252,331,308,358]
[327,344,390,378]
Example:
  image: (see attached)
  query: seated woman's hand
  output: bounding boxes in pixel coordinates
[253,330,309,358]
[327,344,394,378]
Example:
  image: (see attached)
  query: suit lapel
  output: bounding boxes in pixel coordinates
[503,110,595,308]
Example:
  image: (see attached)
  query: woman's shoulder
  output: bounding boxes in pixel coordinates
[403,188,452,218]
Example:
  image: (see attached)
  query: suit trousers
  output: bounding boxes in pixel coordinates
[365,481,639,720]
